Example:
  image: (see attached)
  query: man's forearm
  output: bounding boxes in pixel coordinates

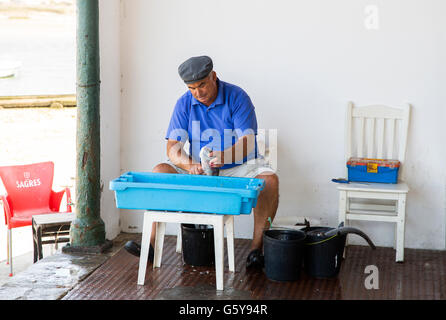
[167,140,193,171]
[168,135,256,170]
[224,134,256,165]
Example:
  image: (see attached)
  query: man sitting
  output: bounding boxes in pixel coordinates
[124,56,279,270]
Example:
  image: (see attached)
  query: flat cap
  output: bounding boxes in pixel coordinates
[178,56,213,84]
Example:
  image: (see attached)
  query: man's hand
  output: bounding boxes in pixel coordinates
[188,163,204,175]
[209,150,225,169]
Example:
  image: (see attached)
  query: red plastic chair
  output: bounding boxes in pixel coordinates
[0,162,72,276]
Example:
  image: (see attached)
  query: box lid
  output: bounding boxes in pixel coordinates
[347,157,400,168]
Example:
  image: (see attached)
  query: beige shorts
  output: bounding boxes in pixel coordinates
[165,158,275,179]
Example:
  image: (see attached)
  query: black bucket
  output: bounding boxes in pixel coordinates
[181,224,215,267]
[263,229,306,282]
[303,227,347,279]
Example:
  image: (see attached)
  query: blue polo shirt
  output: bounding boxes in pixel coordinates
[166,79,258,169]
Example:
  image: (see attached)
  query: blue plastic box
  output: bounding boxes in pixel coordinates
[347,158,400,184]
[109,172,265,215]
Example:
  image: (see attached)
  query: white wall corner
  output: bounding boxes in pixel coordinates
[99,0,122,240]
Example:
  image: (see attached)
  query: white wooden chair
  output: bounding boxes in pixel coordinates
[337,102,411,262]
[137,211,235,291]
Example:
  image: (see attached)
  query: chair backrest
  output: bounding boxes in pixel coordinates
[345,102,411,164]
[0,162,54,217]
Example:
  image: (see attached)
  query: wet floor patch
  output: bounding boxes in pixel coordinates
[0,233,137,300]
[156,284,253,300]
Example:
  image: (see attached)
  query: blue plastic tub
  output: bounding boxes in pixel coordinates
[109,172,265,215]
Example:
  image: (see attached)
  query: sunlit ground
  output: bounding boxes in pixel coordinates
[0,1,76,275]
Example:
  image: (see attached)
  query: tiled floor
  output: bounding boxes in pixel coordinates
[63,235,446,300]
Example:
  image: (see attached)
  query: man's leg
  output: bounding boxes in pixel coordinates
[247,172,279,269]
[149,164,179,244]
[252,172,279,250]
[124,163,179,260]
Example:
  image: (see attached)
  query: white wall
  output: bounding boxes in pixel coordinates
[117,0,446,250]
[99,0,121,240]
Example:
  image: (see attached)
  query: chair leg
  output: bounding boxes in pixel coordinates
[137,213,153,286]
[396,194,407,263]
[176,224,182,253]
[393,224,397,250]
[8,229,12,276]
[213,217,225,291]
[154,222,166,269]
[225,216,235,273]
[6,229,9,265]
[338,190,348,258]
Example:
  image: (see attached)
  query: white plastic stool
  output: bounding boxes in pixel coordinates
[137,211,235,291]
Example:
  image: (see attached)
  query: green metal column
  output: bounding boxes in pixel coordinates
[69,0,106,248]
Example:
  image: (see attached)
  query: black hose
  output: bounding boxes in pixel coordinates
[323,227,376,250]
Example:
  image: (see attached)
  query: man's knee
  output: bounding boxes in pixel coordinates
[153,163,177,174]
[256,172,279,193]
